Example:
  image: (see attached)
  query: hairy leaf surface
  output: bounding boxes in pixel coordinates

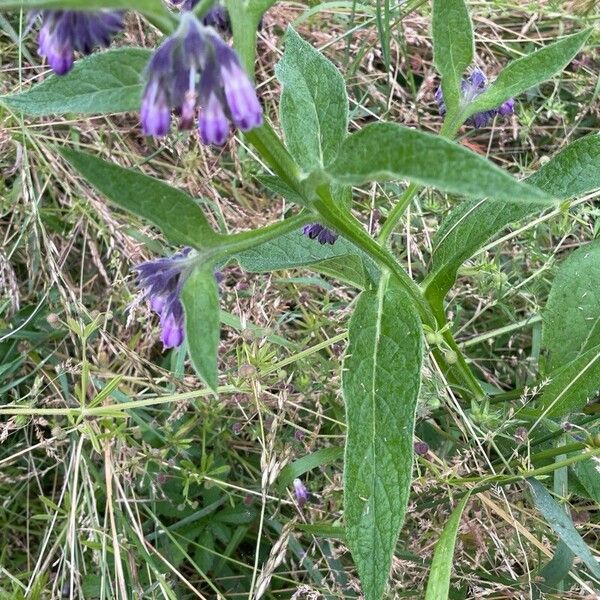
[528,478,600,579]
[328,123,548,201]
[538,345,600,417]
[235,230,378,289]
[343,273,423,600]
[432,0,473,118]
[467,29,591,117]
[2,48,148,116]
[542,240,600,371]
[426,135,600,304]
[182,266,220,392]
[276,27,348,172]
[61,148,219,248]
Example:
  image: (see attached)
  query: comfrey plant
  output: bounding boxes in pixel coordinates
[3,0,600,597]
[30,9,124,74]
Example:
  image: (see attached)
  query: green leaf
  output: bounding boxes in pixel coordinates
[466,29,592,117]
[276,27,348,173]
[234,230,378,289]
[538,542,575,593]
[424,195,556,304]
[528,134,600,199]
[278,446,343,491]
[181,265,220,392]
[542,240,600,371]
[425,135,600,305]
[60,147,220,249]
[538,345,600,417]
[424,492,471,600]
[528,478,600,579]
[1,48,149,116]
[328,123,549,202]
[573,459,600,504]
[432,0,473,118]
[343,273,423,600]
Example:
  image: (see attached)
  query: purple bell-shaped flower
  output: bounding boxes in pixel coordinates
[31,10,123,75]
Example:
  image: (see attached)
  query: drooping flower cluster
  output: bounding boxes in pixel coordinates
[135,249,194,349]
[141,11,262,144]
[435,69,515,128]
[302,223,338,245]
[30,10,124,75]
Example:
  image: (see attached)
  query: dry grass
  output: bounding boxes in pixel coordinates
[0,1,599,598]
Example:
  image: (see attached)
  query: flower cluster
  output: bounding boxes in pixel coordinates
[302,223,338,245]
[135,249,194,349]
[141,11,262,143]
[31,10,123,75]
[435,69,515,128]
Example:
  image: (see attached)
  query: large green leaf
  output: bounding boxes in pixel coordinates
[343,273,423,600]
[2,48,148,116]
[234,230,378,289]
[573,458,600,504]
[432,0,473,119]
[529,134,600,199]
[424,492,471,600]
[538,345,600,417]
[528,478,600,579]
[466,29,592,117]
[60,148,220,249]
[424,195,555,304]
[425,135,600,305]
[181,265,220,392]
[328,123,548,202]
[276,27,348,173]
[542,240,600,371]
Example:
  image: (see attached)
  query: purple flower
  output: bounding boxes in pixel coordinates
[435,68,515,129]
[302,223,338,245]
[141,11,262,142]
[293,479,309,507]
[30,10,123,75]
[135,248,194,350]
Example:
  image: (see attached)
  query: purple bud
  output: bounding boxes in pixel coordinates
[293,479,309,507]
[435,68,515,129]
[498,98,515,116]
[414,441,429,456]
[302,223,338,245]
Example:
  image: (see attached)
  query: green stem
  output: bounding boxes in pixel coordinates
[313,188,435,325]
[215,212,311,257]
[378,182,418,245]
[416,446,600,511]
[193,0,218,19]
[244,124,304,198]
